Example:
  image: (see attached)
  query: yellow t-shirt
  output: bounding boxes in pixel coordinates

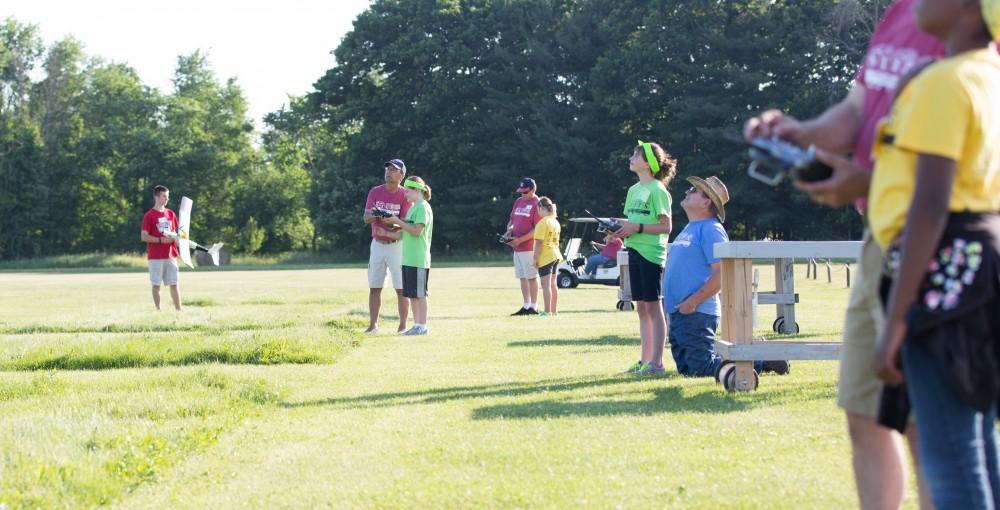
[869,48,1000,248]
[533,216,562,267]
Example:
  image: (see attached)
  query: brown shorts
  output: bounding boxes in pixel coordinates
[836,233,885,418]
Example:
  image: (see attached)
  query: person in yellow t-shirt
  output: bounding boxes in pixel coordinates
[533,197,562,316]
[816,1,1000,506]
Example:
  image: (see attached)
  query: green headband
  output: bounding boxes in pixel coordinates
[638,140,660,175]
[403,180,427,192]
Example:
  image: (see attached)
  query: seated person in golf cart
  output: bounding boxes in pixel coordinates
[584,233,623,278]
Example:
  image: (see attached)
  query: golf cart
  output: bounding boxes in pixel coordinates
[557,216,636,311]
[556,217,622,289]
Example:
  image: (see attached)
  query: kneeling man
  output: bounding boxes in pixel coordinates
[662,176,787,376]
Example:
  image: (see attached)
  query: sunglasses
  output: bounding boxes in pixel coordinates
[685,187,701,195]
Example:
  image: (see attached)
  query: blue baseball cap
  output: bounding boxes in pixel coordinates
[516,177,536,193]
[384,159,407,174]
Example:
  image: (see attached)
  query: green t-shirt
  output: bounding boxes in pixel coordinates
[402,201,433,268]
[622,180,672,265]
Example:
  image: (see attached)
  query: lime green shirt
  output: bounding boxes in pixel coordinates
[402,201,433,268]
[622,180,671,265]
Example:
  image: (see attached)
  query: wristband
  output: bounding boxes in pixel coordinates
[638,224,644,234]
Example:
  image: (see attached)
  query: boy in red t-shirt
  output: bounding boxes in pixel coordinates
[140,185,182,311]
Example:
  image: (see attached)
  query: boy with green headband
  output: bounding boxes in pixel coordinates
[615,141,676,375]
[385,176,434,335]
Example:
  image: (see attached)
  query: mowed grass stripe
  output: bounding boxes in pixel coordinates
[0,317,368,371]
[0,321,298,336]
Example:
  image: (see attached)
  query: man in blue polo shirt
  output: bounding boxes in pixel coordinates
[663,175,788,376]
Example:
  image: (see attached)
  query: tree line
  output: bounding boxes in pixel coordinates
[0,0,889,260]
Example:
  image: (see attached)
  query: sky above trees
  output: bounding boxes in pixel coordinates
[5,0,372,125]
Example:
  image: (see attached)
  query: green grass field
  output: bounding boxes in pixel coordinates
[0,263,917,508]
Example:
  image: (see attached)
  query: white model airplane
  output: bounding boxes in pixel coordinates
[164,196,224,268]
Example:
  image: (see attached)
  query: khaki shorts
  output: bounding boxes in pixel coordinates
[837,233,886,418]
[148,258,179,286]
[368,239,403,289]
[513,251,538,279]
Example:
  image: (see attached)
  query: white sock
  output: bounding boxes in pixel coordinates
[523,302,531,309]
[528,303,537,310]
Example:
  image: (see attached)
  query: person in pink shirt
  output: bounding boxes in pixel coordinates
[583,233,623,278]
[362,159,413,334]
[744,1,943,508]
[504,177,542,316]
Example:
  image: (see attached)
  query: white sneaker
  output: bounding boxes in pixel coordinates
[403,325,428,336]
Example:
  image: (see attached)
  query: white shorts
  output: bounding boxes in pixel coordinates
[368,239,403,289]
[148,258,179,286]
[513,251,538,279]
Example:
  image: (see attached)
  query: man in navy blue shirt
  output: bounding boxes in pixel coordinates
[662,176,788,376]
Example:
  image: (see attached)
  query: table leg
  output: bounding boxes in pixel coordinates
[775,258,796,334]
[720,259,756,391]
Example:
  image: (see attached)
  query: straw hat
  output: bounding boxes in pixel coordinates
[687,175,730,223]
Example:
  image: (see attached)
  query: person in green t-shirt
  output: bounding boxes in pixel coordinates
[385,176,434,336]
[613,140,676,376]
[533,196,562,316]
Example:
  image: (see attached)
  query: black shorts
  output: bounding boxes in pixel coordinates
[402,266,429,298]
[627,248,663,302]
[538,261,558,277]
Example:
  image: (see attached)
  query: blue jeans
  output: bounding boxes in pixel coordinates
[668,311,764,377]
[668,312,723,377]
[902,342,1000,509]
[584,254,611,275]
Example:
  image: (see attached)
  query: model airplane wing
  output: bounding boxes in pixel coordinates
[178,196,194,268]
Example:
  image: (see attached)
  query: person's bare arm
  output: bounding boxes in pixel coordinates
[744,84,865,153]
[615,214,671,237]
[678,262,722,314]
[385,216,424,236]
[140,230,167,244]
[875,154,955,385]
[794,148,873,207]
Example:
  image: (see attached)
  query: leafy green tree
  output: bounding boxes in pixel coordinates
[0,18,46,258]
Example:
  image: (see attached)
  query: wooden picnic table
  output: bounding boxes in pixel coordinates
[712,241,862,391]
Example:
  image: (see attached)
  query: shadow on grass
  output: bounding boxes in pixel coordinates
[282,373,833,417]
[552,308,621,315]
[282,375,648,410]
[508,335,637,348]
[469,382,833,420]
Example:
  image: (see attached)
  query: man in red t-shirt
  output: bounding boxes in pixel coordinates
[504,177,542,316]
[140,185,182,311]
[362,159,413,334]
[743,2,943,507]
